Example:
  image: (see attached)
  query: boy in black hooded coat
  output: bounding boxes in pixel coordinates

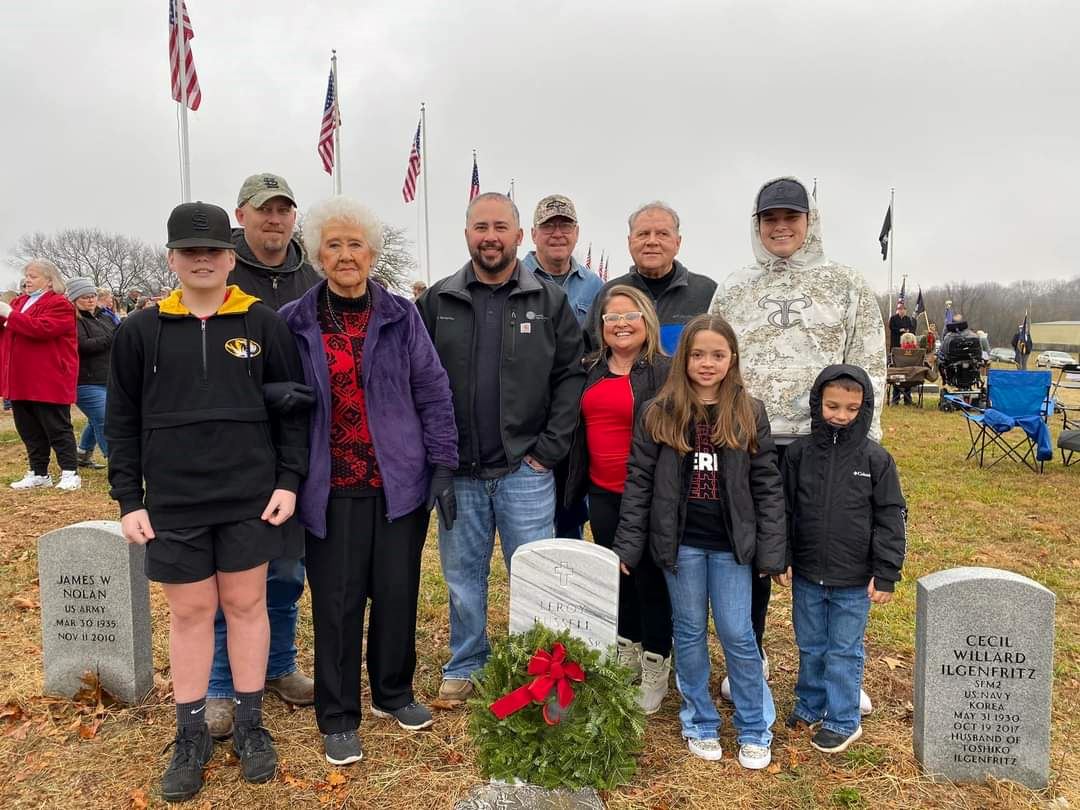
[773,364,905,754]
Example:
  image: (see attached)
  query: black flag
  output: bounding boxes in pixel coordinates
[915,287,925,316]
[879,205,892,261]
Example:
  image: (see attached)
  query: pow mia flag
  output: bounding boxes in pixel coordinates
[879,205,892,261]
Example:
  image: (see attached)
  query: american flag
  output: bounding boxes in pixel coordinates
[168,0,201,111]
[318,68,339,175]
[598,251,607,282]
[402,120,422,202]
[584,244,592,269]
[897,278,906,308]
[469,154,480,201]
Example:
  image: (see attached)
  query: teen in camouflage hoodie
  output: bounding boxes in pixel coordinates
[709,177,886,442]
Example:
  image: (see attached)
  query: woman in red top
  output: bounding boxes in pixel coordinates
[0,260,80,491]
[564,284,671,713]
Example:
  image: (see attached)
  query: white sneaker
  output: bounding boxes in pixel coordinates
[860,689,873,716]
[56,470,82,491]
[10,472,52,490]
[721,651,768,703]
[687,737,723,761]
[616,636,643,683]
[637,651,671,714]
[738,743,772,770]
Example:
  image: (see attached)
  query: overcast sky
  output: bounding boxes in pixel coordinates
[3,1,1079,295]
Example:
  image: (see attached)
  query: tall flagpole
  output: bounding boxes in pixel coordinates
[175,0,191,203]
[888,187,895,312]
[332,50,342,195]
[420,102,431,284]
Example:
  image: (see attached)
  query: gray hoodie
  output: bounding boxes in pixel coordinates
[709,177,886,441]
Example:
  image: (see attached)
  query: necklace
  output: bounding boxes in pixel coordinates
[323,286,368,335]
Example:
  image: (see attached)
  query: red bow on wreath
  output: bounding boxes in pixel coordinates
[489,643,586,725]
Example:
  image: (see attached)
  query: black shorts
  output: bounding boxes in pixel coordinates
[145,517,284,584]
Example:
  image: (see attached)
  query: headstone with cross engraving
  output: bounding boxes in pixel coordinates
[508,539,619,657]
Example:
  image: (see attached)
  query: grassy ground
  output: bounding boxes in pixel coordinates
[0,373,1076,809]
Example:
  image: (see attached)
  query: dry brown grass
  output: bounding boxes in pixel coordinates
[0,386,1076,809]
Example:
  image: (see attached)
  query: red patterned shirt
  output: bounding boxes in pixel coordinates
[319,288,382,494]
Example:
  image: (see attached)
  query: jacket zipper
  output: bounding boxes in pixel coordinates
[200,320,208,383]
[819,431,838,585]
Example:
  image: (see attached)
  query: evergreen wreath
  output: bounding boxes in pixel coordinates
[467,624,645,790]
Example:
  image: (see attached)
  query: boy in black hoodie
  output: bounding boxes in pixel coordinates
[772,364,905,754]
[106,202,308,802]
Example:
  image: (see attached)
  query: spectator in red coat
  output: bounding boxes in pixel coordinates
[0,260,81,491]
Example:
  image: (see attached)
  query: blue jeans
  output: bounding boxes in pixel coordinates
[208,556,304,698]
[664,546,774,746]
[791,574,870,736]
[75,385,108,457]
[438,463,557,680]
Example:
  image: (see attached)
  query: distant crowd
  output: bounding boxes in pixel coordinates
[0,173,910,803]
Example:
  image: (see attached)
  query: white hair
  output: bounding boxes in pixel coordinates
[302,196,384,271]
[24,258,66,294]
[628,201,680,234]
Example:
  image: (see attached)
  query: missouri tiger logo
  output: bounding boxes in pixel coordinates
[224,338,262,358]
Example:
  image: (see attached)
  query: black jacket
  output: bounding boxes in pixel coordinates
[783,364,906,590]
[563,352,671,506]
[584,261,717,352]
[229,229,322,311]
[611,396,786,574]
[417,261,585,473]
[106,287,309,530]
[76,308,116,386]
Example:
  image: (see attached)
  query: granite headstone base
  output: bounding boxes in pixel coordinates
[38,521,152,705]
[454,783,603,810]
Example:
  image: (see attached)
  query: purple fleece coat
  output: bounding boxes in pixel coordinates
[280,279,458,537]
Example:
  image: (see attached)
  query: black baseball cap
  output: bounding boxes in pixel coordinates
[165,201,236,249]
[755,179,810,215]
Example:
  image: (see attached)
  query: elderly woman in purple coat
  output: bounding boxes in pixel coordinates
[279,197,457,767]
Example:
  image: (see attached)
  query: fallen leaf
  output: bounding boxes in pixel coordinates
[11,596,38,611]
[129,788,149,810]
[327,770,347,786]
[883,656,906,671]
[766,761,782,774]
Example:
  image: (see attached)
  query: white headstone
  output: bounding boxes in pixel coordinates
[38,521,153,705]
[509,539,619,656]
[913,567,1055,790]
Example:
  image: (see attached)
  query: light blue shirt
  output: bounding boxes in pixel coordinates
[521,251,603,327]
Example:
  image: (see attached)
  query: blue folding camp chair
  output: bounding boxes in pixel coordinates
[951,370,1053,473]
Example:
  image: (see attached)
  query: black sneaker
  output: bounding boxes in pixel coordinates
[810,725,863,753]
[232,724,277,783]
[370,701,434,731]
[323,730,364,765]
[161,723,213,802]
[784,713,819,731]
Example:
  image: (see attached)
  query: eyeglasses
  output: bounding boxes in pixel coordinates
[537,220,577,234]
[601,311,644,324]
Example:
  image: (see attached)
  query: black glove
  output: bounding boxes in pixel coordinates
[263,382,316,415]
[425,464,456,530]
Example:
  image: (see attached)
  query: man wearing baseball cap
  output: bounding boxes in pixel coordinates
[709,177,885,713]
[200,174,320,739]
[521,195,602,327]
[231,173,320,309]
[107,200,309,799]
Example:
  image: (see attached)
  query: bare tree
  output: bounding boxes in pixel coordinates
[9,228,169,298]
[373,225,417,294]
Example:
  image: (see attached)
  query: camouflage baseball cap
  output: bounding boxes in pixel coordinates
[236,173,297,208]
[533,194,578,227]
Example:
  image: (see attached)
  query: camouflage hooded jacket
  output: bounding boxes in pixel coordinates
[709,177,886,441]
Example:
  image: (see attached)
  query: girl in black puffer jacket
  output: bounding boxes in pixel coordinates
[612,314,786,769]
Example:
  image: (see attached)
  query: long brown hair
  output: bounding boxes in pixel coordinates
[644,314,758,454]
